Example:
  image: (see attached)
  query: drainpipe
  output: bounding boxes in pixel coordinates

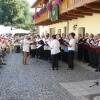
[67,20,69,34]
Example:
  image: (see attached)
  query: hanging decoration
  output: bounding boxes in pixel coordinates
[32,15,34,20]
[36,12,40,17]
[39,6,46,14]
[54,0,60,5]
[46,3,52,12]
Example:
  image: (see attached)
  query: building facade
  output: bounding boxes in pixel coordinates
[32,0,100,36]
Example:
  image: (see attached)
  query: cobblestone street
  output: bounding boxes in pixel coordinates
[0,53,100,100]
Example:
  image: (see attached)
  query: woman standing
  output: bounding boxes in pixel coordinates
[22,35,31,65]
[67,33,76,70]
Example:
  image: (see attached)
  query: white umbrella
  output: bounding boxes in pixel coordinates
[11,29,30,35]
[0,25,15,35]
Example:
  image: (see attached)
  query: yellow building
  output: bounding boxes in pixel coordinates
[32,0,100,36]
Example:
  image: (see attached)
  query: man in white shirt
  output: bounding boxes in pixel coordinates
[67,33,76,70]
[50,35,60,70]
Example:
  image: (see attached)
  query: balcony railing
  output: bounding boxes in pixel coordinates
[34,0,98,24]
[59,0,68,14]
[68,0,87,8]
[35,11,48,24]
[68,0,98,9]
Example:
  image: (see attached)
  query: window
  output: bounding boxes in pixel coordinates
[58,29,61,35]
[50,28,55,36]
[64,26,67,34]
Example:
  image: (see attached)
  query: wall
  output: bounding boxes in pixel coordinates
[39,26,48,36]
[39,13,100,36]
[69,13,100,35]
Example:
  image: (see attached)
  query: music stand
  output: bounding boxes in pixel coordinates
[90,56,100,87]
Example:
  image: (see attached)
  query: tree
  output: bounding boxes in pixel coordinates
[0,0,32,30]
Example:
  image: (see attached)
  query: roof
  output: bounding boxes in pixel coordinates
[31,0,49,8]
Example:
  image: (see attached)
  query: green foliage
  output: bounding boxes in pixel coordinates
[0,0,32,29]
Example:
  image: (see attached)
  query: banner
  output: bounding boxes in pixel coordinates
[49,5,59,21]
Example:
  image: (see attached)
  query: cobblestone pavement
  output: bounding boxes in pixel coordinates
[0,53,100,100]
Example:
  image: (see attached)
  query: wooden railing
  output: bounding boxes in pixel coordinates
[34,0,69,24]
[68,0,98,9]
[35,11,48,24]
[68,0,87,8]
[59,0,68,14]
[34,0,98,24]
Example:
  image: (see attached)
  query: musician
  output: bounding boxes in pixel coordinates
[30,36,36,58]
[77,34,84,61]
[88,34,95,67]
[43,34,51,60]
[56,34,64,60]
[95,34,100,71]
[22,35,32,65]
[50,35,60,70]
[83,33,89,62]
[62,34,69,62]
[36,35,44,59]
[67,33,76,70]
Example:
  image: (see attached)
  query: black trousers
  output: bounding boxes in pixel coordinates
[95,52,100,70]
[68,51,75,69]
[43,50,51,60]
[16,46,20,53]
[36,46,43,59]
[61,50,68,63]
[30,49,36,58]
[83,48,89,62]
[51,53,59,69]
[78,45,83,60]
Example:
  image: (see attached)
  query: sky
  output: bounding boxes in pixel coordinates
[26,0,36,6]
[26,0,36,12]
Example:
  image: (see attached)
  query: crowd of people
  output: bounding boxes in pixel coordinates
[78,33,100,71]
[20,32,100,71]
[0,32,100,71]
[0,35,12,67]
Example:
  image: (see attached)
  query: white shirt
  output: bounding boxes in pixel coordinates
[23,39,31,52]
[68,39,76,51]
[50,39,60,55]
[36,38,42,48]
[97,39,100,47]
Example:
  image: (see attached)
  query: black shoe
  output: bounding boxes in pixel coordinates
[88,64,92,66]
[95,69,100,72]
[67,68,74,70]
[2,63,6,65]
[67,68,71,70]
[0,66,2,68]
[56,67,59,70]
[52,68,55,70]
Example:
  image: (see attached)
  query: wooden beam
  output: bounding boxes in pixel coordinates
[71,9,93,16]
[79,6,100,13]
[65,13,84,18]
[59,15,77,20]
[87,2,100,9]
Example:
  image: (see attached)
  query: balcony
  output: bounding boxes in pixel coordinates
[59,0,68,14]
[68,0,100,11]
[34,0,69,25]
[34,9,49,25]
[33,0,100,25]
[60,0,100,21]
